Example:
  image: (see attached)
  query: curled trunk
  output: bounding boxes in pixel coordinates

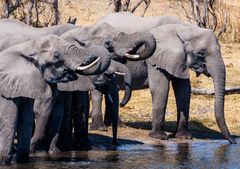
[65,45,111,75]
[105,60,132,107]
[113,61,132,107]
[114,32,156,60]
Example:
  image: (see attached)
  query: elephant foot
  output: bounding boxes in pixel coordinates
[174,130,193,139]
[16,155,29,164]
[0,156,11,165]
[48,147,61,154]
[90,121,108,131]
[118,118,124,127]
[1,161,11,166]
[148,130,169,140]
[226,136,237,144]
[75,141,92,151]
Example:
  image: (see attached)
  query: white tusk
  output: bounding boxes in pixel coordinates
[76,57,100,71]
[115,71,126,76]
[124,53,140,59]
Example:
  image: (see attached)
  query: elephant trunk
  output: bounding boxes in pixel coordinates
[127,32,156,60]
[65,45,111,75]
[105,60,132,107]
[114,62,132,107]
[207,54,236,144]
[114,32,156,60]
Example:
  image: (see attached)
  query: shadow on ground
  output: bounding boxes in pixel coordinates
[124,120,239,140]
[89,133,144,148]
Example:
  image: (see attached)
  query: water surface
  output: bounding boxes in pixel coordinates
[2,138,240,169]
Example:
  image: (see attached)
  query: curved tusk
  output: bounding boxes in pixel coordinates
[76,57,100,71]
[124,53,140,59]
[115,71,126,76]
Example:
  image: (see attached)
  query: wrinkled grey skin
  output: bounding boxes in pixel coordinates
[90,12,181,130]
[93,12,235,144]
[0,34,112,164]
[30,21,156,151]
[147,24,235,144]
[0,19,77,37]
[89,60,132,146]
[90,59,148,131]
[0,20,113,154]
[61,23,156,61]
[33,60,131,153]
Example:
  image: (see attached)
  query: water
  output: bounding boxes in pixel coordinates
[1,139,240,169]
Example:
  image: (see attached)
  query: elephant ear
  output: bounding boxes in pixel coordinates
[148,28,189,79]
[0,52,52,99]
[57,74,95,92]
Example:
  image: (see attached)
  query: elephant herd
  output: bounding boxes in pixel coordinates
[0,12,236,165]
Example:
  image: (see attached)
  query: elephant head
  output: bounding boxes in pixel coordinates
[149,24,235,144]
[0,35,111,99]
[61,23,156,61]
[104,60,132,107]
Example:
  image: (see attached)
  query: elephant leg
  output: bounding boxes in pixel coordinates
[49,134,60,153]
[148,68,170,140]
[16,98,34,163]
[56,92,73,151]
[172,78,192,139]
[0,97,18,164]
[90,90,107,131]
[31,98,55,152]
[105,83,119,146]
[72,91,90,149]
[47,93,65,152]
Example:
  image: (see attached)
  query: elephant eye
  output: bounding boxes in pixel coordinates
[197,50,207,57]
[53,51,61,60]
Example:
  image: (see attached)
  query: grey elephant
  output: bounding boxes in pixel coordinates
[146,23,235,143]
[92,12,235,144]
[0,34,112,164]
[44,61,131,152]
[22,22,156,151]
[90,12,182,130]
[0,19,76,38]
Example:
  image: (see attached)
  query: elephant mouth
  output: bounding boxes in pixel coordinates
[48,69,78,84]
[93,74,111,87]
[75,56,101,73]
[190,63,210,77]
[123,43,145,59]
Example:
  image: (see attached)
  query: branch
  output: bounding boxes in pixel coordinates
[114,0,122,12]
[131,0,144,13]
[191,87,240,95]
[141,0,151,17]
[179,0,194,22]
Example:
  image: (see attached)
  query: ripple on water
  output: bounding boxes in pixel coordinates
[1,138,240,169]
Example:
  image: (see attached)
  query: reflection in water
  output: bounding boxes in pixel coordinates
[176,143,191,165]
[1,139,240,169]
[215,144,229,165]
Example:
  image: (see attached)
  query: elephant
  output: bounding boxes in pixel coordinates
[0,19,156,153]
[31,59,132,153]
[25,21,156,152]
[146,24,235,144]
[90,59,148,131]
[89,12,182,130]
[0,34,112,164]
[0,19,77,38]
[92,12,235,144]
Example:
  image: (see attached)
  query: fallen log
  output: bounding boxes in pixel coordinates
[191,87,240,95]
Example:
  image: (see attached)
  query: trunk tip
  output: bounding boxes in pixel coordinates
[227,136,237,144]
